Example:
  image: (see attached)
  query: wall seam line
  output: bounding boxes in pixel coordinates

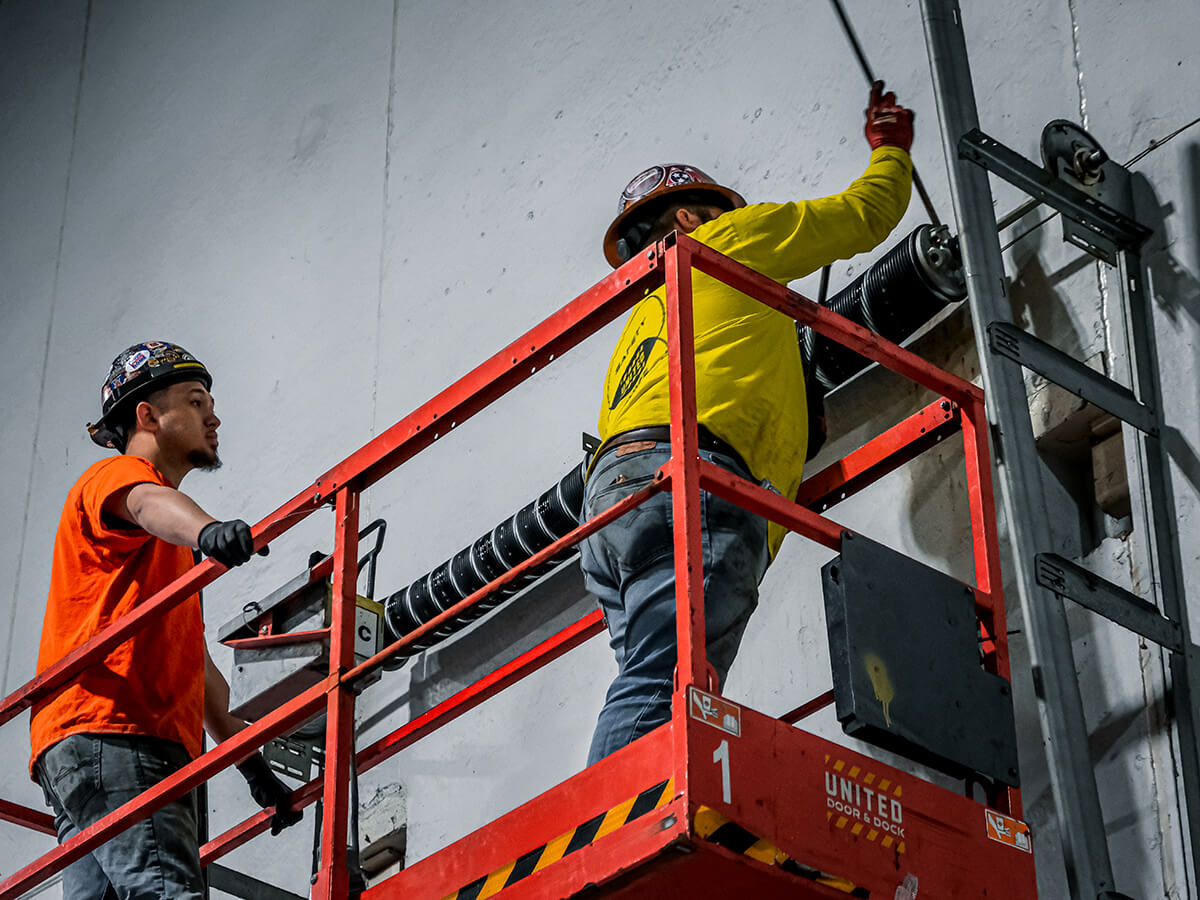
[364,0,402,534]
[3,0,93,696]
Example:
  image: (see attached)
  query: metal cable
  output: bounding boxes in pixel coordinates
[828,0,942,227]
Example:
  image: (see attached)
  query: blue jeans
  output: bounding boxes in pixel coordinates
[581,442,770,765]
[34,733,204,900]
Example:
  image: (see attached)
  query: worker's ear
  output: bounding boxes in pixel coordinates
[134,399,161,434]
[675,207,703,233]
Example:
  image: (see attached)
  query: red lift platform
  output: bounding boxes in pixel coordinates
[0,232,1037,899]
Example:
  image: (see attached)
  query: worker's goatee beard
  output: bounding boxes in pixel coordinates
[189,449,222,472]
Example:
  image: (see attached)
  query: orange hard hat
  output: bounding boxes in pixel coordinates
[603,164,745,268]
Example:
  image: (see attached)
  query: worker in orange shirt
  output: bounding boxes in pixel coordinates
[29,341,301,900]
[582,83,915,764]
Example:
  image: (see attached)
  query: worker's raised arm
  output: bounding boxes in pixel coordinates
[803,80,916,262]
[715,81,915,282]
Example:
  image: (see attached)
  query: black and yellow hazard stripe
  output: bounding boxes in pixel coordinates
[439,778,674,900]
[695,806,867,898]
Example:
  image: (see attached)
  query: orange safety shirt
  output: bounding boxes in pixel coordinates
[29,455,205,776]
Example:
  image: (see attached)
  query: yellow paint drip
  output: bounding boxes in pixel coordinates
[863,653,895,727]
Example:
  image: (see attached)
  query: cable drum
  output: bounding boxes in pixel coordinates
[383,462,587,664]
[799,224,965,394]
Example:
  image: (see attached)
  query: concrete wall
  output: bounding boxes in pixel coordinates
[2,1,1198,897]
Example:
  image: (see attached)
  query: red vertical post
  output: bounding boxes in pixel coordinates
[960,393,1008,676]
[312,486,360,899]
[663,237,708,694]
[960,393,1021,817]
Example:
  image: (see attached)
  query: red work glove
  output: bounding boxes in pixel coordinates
[863,80,914,152]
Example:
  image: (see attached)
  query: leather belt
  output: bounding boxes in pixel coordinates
[601,426,752,477]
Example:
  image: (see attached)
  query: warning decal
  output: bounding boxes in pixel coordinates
[985,809,1032,853]
[689,686,742,736]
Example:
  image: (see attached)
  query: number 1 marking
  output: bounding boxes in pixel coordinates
[713,739,731,803]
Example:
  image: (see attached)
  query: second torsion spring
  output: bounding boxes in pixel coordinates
[798,224,966,394]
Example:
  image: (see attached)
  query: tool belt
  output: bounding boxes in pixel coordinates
[601,425,753,478]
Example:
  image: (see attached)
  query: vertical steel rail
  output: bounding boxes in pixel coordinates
[1119,248,1200,885]
[312,487,361,899]
[920,2,1115,896]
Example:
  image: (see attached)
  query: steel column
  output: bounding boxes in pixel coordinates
[920,2,1114,895]
[1117,249,1200,886]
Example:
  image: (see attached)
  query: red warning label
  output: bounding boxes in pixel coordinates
[688,687,742,737]
[985,809,1032,852]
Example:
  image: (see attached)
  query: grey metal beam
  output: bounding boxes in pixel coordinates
[1119,250,1200,888]
[987,323,1157,435]
[1035,553,1182,652]
[919,3,1118,897]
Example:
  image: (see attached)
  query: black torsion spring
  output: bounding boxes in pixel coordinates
[798,224,966,394]
[383,462,586,663]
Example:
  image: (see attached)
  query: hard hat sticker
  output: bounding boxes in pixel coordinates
[985,809,1032,852]
[125,349,152,373]
[666,166,701,186]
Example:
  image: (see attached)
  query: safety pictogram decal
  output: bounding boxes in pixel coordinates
[824,754,908,854]
[438,778,674,900]
[689,685,742,736]
[985,808,1032,853]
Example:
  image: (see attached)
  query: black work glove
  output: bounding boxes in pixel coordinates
[236,753,303,835]
[198,520,268,568]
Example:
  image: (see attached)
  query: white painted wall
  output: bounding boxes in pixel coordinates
[2,1,1197,897]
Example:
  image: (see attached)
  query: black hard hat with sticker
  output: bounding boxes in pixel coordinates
[86,341,212,449]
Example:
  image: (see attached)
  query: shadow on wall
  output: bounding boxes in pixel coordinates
[1133,160,1200,499]
[1007,224,1089,361]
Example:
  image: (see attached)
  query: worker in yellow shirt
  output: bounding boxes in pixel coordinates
[583,82,915,764]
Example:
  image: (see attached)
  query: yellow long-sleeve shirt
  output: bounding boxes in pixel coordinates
[595,146,913,557]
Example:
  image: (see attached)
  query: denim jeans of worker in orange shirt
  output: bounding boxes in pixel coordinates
[35,733,205,900]
[580,441,770,766]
